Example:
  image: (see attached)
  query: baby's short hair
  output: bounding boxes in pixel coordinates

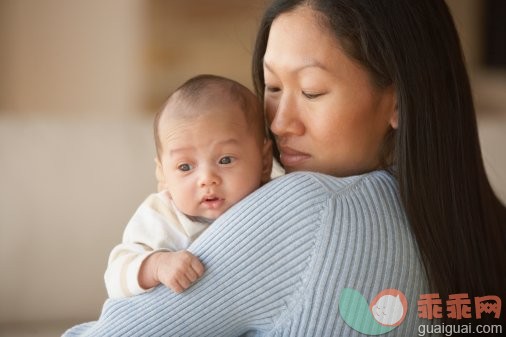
[154,74,265,158]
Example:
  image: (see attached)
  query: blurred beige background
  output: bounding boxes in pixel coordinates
[0,1,505,336]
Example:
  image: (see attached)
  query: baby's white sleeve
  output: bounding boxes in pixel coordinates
[104,193,200,299]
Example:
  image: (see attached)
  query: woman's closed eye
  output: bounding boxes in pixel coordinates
[302,91,325,99]
[265,85,281,94]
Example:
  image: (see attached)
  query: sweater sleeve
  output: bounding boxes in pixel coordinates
[66,172,330,336]
[65,171,428,337]
[104,193,209,299]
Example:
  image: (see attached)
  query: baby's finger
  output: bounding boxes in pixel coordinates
[177,275,191,290]
[191,258,205,277]
[185,267,199,283]
[167,279,184,293]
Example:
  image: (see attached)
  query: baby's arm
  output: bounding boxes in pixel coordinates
[138,250,204,293]
[105,193,206,298]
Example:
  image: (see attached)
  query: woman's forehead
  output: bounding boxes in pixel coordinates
[264,7,343,74]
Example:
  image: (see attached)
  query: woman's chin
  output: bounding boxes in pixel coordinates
[280,158,312,173]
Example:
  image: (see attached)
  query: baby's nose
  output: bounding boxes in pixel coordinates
[198,169,221,187]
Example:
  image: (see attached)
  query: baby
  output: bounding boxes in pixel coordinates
[105,74,273,298]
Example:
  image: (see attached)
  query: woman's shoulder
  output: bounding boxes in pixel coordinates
[269,170,398,199]
[244,170,402,222]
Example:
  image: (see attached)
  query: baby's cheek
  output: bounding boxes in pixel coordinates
[169,189,192,213]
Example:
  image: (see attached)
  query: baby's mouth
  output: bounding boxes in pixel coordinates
[201,196,224,209]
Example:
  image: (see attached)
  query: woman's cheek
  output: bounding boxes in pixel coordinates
[264,97,278,125]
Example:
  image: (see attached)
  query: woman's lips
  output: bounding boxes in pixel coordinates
[278,146,311,167]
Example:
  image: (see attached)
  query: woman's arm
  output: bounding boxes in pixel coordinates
[65,172,330,337]
[66,171,428,336]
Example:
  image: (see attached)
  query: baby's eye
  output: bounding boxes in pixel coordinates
[178,163,193,172]
[219,156,235,165]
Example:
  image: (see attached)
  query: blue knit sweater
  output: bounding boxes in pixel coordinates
[64,171,429,336]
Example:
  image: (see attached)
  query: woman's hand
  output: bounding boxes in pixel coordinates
[139,250,205,293]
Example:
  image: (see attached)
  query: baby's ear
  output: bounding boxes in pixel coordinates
[261,138,273,184]
[154,157,166,192]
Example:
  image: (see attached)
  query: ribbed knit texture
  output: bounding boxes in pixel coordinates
[63,171,428,337]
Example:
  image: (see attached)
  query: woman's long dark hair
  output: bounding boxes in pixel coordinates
[253,0,506,327]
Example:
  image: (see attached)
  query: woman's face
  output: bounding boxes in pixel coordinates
[263,6,397,177]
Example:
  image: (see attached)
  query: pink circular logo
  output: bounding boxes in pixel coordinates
[369,288,408,326]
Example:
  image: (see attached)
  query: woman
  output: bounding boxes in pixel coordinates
[253,0,506,313]
[65,1,505,336]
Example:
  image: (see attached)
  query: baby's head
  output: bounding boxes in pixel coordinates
[154,74,272,220]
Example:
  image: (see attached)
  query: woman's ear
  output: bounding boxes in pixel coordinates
[261,138,273,184]
[389,107,398,129]
[154,157,166,192]
[389,91,399,130]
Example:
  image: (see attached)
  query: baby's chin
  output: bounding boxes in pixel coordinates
[198,208,228,221]
[185,206,231,222]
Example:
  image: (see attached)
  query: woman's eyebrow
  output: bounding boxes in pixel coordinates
[263,58,329,74]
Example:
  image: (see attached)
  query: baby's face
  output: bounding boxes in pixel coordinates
[157,104,270,220]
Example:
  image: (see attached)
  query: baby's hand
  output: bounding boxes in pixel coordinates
[155,251,205,293]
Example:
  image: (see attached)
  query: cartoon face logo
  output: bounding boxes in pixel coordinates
[339,288,409,335]
[370,289,408,326]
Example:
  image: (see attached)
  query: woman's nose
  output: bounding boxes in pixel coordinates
[269,93,305,137]
[198,168,221,187]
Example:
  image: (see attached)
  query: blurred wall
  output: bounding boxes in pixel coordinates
[142,0,266,111]
[0,0,144,118]
[446,0,483,69]
[0,0,150,326]
[0,0,504,332]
